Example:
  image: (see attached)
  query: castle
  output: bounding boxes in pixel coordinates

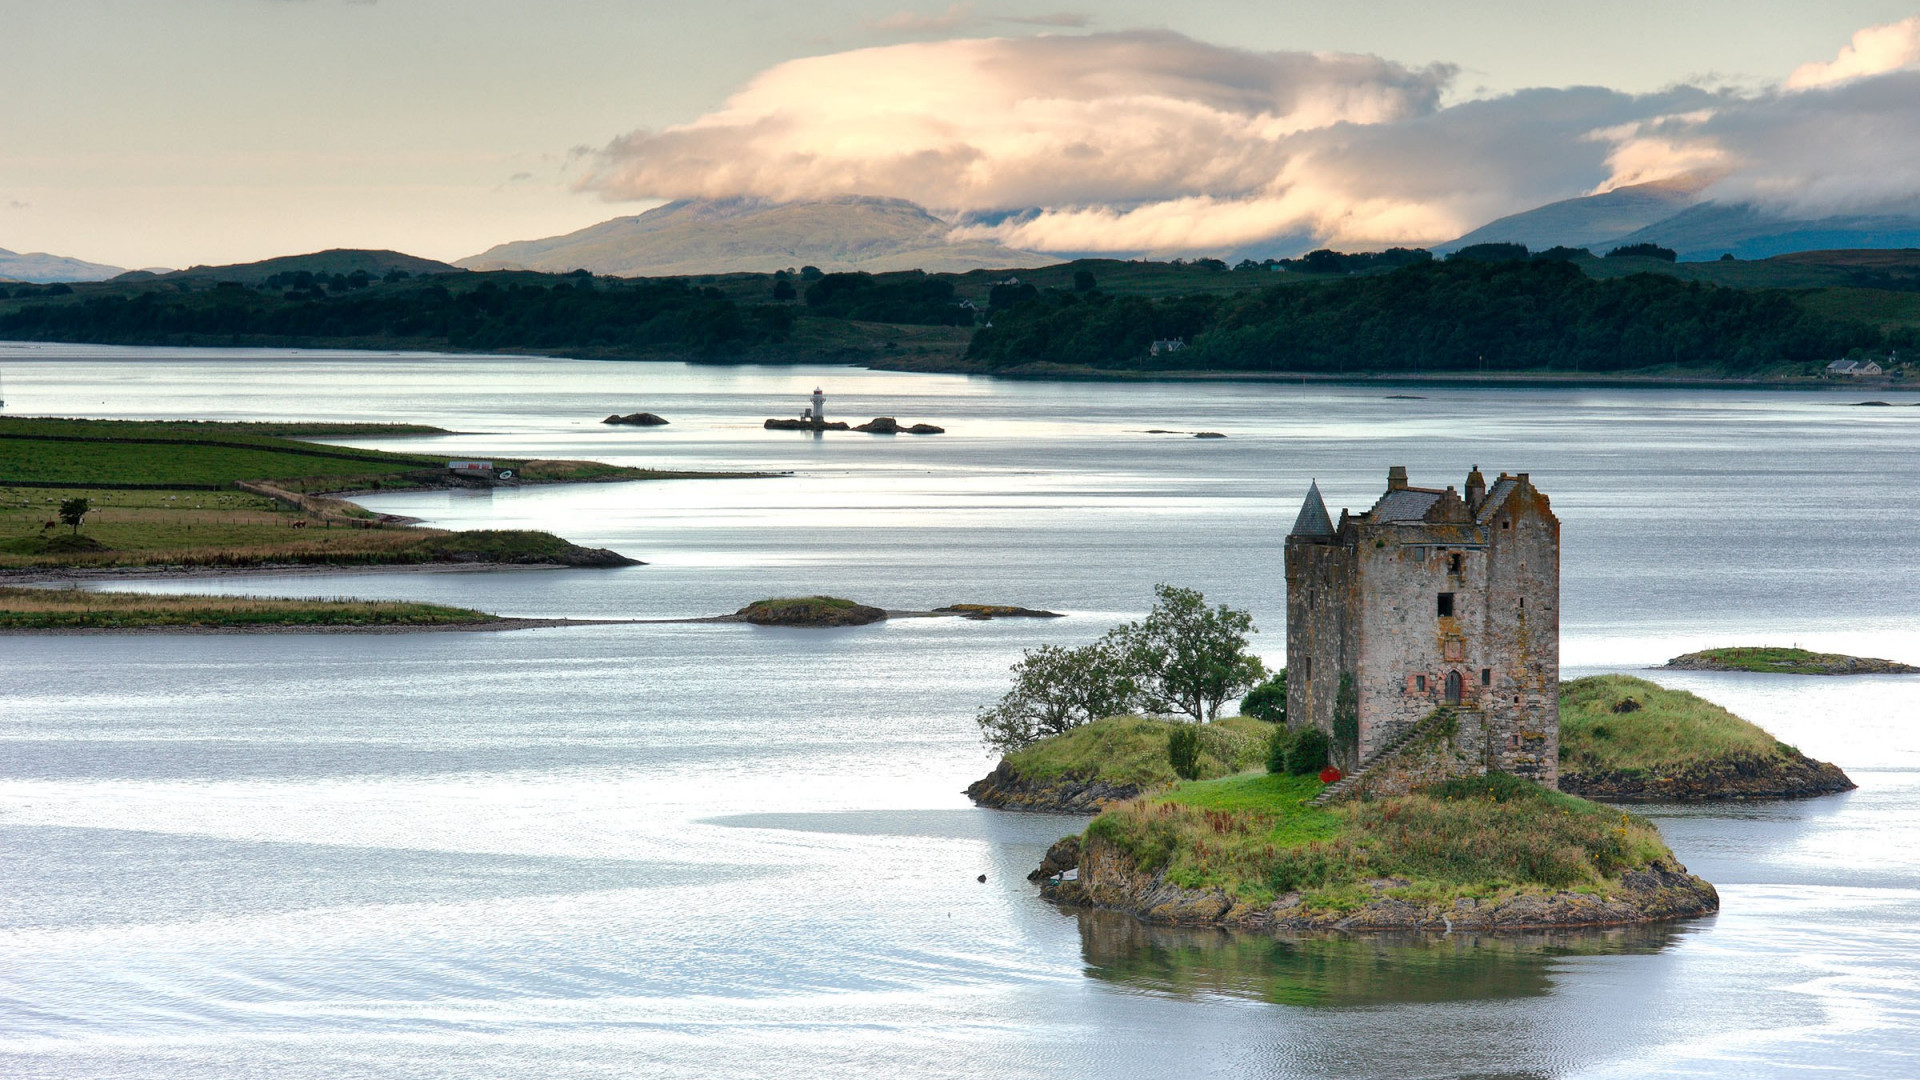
[1285,466,1560,792]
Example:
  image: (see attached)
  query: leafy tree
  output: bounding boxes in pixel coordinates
[988,281,1040,309]
[1266,724,1294,774]
[1105,584,1266,722]
[772,279,797,301]
[975,641,1136,752]
[1167,725,1201,780]
[1073,269,1097,292]
[1240,670,1286,723]
[58,497,90,535]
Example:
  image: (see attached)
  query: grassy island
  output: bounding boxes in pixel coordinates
[0,586,493,630]
[0,416,753,574]
[735,596,886,627]
[968,715,1270,811]
[1664,646,1919,675]
[1558,675,1853,799]
[1044,769,1715,931]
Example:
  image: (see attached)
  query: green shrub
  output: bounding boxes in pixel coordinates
[1167,725,1201,780]
[1241,671,1286,723]
[1266,724,1294,774]
[1285,726,1330,775]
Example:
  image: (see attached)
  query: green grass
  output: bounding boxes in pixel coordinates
[1559,674,1788,773]
[1006,714,1274,789]
[1085,770,1672,908]
[0,585,491,629]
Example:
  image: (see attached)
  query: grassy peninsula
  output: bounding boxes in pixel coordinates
[968,715,1270,811]
[0,416,749,574]
[1558,675,1853,799]
[1045,770,1714,931]
[0,586,493,630]
[1664,646,1919,675]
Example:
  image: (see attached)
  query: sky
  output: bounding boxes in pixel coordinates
[5,1,1920,269]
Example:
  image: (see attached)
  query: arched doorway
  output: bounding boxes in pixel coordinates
[1445,670,1463,705]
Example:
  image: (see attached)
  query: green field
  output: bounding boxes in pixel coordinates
[0,417,698,571]
[0,585,492,629]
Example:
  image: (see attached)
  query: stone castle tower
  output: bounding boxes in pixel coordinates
[1285,466,1560,789]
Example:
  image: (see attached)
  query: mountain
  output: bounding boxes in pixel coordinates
[1444,177,1920,261]
[1601,204,1920,261]
[0,247,126,283]
[1440,176,1708,254]
[154,249,460,285]
[459,196,1051,277]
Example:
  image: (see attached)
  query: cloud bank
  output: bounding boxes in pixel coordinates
[582,20,1920,254]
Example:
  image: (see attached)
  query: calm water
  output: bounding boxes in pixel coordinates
[3,341,1919,1078]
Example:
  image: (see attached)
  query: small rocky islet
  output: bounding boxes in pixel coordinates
[1664,646,1919,675]
[725,596,1064,627]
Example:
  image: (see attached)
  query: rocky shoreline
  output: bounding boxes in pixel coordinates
[1035,836,1720,932]
[965,759,1142,812]
[1561,751,1854,800]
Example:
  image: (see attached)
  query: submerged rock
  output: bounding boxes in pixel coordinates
[603,412,669,426]
[934,604,1064,619]
[764,418,851,431]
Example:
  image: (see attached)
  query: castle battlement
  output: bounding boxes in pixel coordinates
[1285,466,1560,790]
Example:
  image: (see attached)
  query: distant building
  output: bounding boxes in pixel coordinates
[1827,359,1884,376]
[1149,338,1187,356]
[1286,466,1561,793]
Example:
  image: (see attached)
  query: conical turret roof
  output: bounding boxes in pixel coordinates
[1290,481,1335,539]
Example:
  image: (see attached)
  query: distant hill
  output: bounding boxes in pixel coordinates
[460,196,1050,277]
[1603,204,1920,261]
[155,249,459,285]
[1441,177,1707,254]
[0,247,126,283]
[1445,179,1920,261]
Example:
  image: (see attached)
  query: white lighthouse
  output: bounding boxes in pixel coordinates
[810,386,825,424]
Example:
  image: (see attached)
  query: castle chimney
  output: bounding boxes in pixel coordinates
[1387,465,1408,492]
[1465,464,1486,510]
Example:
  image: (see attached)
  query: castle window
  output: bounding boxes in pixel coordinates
[1481,667,1491,685]
[1416,675,1427,692]
[1437,592,1455,617]
[1448,553,1463,574]
[1501,520,1511,530]
[1303,657,1311,679]
[1518,597,1526,612]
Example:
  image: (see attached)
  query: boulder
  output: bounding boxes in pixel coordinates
[907,423,945,435]
[856,417,900,433]
[603,412,669,426]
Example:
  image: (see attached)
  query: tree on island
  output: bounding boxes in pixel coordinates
[975,584,1267,751]
[1106,584,1266,722]
[58,497,90,535]
[976,641,1135,753]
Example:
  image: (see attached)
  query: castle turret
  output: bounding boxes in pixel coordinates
[1465,464,1486,511]
[1289,481,1335,540]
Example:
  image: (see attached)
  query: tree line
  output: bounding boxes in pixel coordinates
[0,275,796,354]
[965,258,1910,375]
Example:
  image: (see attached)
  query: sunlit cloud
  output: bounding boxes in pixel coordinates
[1787,15,1920,89]
[583,20,1920,255]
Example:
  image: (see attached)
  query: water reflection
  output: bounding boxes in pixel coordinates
[1074,908,1698,1008]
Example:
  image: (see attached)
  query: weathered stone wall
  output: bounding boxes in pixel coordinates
[1354,526,1492,761]
[1344,710,1485,799]
[1475,481,1560,786]
[1284,536,1355,741]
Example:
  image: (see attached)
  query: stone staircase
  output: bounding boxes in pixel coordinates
[1311,708,1463,805]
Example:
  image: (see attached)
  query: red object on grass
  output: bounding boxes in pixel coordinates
[1319,767,1344,784]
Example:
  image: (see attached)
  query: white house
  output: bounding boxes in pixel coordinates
[1827,359,1885,376]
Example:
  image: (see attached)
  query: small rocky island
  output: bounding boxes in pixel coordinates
[1665,646,1919,675]
[734,596,887,627]
[854,417,944,434]
[603,412,669,426]
[1558,675,1853,799]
